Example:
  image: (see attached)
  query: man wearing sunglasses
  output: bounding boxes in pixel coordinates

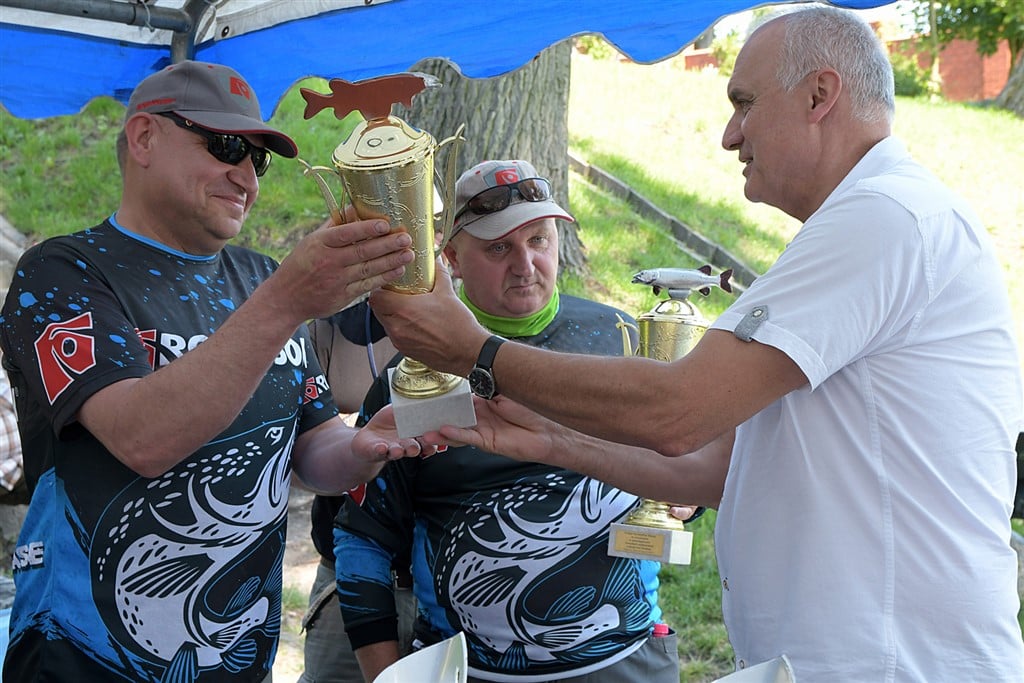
[0,60,426,683]
[333,159,680,683]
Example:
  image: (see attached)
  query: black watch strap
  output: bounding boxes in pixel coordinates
[469,335,506,399]
[475,335,505,371]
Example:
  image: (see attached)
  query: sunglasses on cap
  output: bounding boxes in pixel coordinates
[454,177,552,223]
[158,112,271,177]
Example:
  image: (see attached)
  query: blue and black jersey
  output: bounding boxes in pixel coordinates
[333,295,665,681]
[0,218,337,682]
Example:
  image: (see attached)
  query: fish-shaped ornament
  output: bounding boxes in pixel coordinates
[299,72,441,121]
[632,265,733,299]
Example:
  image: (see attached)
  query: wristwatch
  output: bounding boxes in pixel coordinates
[468,335,506,399]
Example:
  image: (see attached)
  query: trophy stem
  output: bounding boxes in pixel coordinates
[391,357,464,399]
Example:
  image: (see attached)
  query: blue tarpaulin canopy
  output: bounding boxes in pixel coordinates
[0,0,896,120]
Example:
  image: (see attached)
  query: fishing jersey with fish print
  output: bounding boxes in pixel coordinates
[0,219,338,683]
[334,295,665,682]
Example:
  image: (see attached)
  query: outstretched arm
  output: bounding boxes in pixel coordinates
[372,263,806,458]
[433,397,733,509]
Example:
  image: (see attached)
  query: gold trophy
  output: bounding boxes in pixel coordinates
[299,73,476,438]
[608,265,733,565]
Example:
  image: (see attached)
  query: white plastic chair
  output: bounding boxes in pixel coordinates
[373,631,468,683]
[713,655,795,682]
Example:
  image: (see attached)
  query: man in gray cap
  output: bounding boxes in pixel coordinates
[0,60,425,682]
[332,159,681,683]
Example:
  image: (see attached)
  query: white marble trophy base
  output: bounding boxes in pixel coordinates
[388,368,477,438]
[608,522,693,565]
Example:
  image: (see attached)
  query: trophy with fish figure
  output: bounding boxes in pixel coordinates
[299,73,475,438]
[608,265,733,565]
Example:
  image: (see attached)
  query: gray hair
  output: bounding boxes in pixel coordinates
[775,5,895,124]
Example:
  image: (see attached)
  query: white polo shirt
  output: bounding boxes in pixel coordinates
[711,137,1024,681]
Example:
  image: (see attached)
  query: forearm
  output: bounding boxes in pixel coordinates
[78,277,310,477]
[551,424,733,508]
[355,641,401,683]
[291,418,384,495]
[492,329,803,458]
[494,343,716,456]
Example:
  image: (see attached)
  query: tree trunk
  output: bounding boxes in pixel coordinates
[395,39,588,276]
[996,54,1024,116]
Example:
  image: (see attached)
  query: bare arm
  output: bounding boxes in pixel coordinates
[290,405,427,495]
[78,219,413,478]
[372,264,807,456]
[355,641,401,683]
[436,397,733,508]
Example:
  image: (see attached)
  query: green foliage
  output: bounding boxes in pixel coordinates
[889,50,938,97]
[574,35,617,61]
[710,30,742,77]
[657,513,736,680]
[912,0,1024,70]
[0,97,123,234]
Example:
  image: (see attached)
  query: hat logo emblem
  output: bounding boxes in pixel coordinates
[229,76,252,100]
[494,169,520,185]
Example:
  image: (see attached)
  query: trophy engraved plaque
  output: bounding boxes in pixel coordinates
[608,265,734,565]
[299,73,476,437]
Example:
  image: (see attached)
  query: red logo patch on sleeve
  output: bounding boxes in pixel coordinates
[35,312,97,404]
[304,376,325,404]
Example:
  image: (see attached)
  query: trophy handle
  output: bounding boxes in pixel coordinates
[433,123,466,252]
[297,158,348,225]
[615,314,639,356]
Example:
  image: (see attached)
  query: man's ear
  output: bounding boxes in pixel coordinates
[124,113,158,168]
[809,68,842,124]
[442,243,463,279]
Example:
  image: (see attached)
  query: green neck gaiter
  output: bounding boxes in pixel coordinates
[457,283,560,338]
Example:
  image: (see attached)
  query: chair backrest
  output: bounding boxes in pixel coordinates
[373,631,468,683]
[712,655,796,683]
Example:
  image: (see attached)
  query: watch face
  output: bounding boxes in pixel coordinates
[468,368,496,399]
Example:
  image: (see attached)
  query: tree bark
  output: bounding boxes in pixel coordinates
[996,53,1024,116]
[395,39,588,275]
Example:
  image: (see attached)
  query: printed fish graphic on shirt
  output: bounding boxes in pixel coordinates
[437,475,645,668]
[91,417,296,681]
[632,265,733,299]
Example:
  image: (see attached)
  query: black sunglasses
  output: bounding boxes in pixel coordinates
[158,112,271,177]
[454,177,552,223]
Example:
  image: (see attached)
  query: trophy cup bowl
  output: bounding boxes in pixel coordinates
[299,75,476,437]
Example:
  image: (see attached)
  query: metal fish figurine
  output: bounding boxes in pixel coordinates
[632,265,733,299]
[299,72,441,121]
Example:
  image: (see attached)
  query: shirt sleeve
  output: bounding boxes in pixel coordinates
[712,189,929,389]
[1,239,153,435]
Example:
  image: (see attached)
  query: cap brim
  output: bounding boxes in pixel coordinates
[178,110,299,158]
[456,199,574,240]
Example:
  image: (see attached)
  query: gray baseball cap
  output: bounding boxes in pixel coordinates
[452,160,573,240]
[125,60,298,158]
